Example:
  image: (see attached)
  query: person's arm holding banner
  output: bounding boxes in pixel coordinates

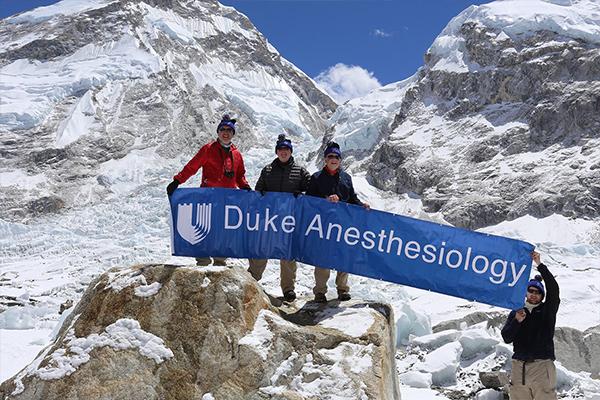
[535,252,560,315]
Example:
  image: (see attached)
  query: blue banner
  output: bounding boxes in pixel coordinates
[170,188,534,309]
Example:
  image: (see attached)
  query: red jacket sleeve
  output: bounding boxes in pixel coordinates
[174,146,206,184]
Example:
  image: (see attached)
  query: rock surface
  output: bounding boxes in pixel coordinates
[479,371,509,389]
[0,264,400,400]
[555,325,600,379]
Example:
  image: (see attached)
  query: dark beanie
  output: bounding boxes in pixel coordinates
[527,275,545,298]
[217,114,236,134]
[324,141,341,157]
[275,134,293,153]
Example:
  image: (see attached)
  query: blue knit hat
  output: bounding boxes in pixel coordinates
[275,134,293,153]
[324,141,341,158]
[217,114,236,134]
[527,275,545,298]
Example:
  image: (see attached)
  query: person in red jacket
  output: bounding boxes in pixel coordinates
[167,114,251,266]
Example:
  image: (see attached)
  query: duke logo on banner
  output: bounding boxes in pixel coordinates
[169,188,534,309]
[177,203,213,245]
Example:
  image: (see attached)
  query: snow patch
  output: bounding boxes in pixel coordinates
[34,318,173,380]
[134,282,162,297]
[0,304,55,330]
[189,59,313,144]
[7,0,117,24]
[399,370,433,388]
[317,307,376,338]
[409,329,460,351]
[0,35,161,130]
[238,309,275,361]
[475,389,503,400]
[106,269,146,291]
[458,327,499,359]
[269,344,373,399]
[55,90,97,147]
[0,170,46,189]
[415,342,463,386]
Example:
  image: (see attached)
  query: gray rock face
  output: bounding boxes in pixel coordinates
[0,264,400,400]
[349,19,600,229]
[432,311,508,333]
[479,371,509,389]
[555,325,600,379]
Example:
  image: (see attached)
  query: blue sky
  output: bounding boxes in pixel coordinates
[1,0,490,101]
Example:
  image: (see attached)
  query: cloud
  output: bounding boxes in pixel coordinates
[314,63,381,104]
[373,28,392,38]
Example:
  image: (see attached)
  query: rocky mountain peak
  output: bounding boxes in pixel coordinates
[330,0,600,229]
[0,0,336,221]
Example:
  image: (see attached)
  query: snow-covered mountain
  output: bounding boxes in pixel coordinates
[1,0,600,399]
[330,0,600,230]
[0,0,335,221]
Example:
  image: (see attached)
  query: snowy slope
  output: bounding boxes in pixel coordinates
[0,0,335,223]
[428,0,600,72]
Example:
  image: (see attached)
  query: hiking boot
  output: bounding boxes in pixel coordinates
[314,293,327,303]
[283,290,296,302]
[337,292,351,301]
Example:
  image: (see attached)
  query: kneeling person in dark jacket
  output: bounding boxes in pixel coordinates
[501,251,560,400]
[248,135,311,302]
[307,141,370,303]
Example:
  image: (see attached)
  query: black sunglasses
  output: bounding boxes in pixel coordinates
[527,288,541,294]
[218,127,234,132]
[326,154,340,159]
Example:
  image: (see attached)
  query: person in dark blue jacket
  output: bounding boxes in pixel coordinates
[501,251,560,400]
[306,141,370,303]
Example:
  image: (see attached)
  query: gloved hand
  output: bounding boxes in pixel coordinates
[166,179,179,196]
[260,190,266,196]
[293,191,302,198]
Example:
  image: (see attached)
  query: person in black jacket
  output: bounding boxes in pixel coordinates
[501,251,560,400]
[306,141,370,303]
[247,134,311,302]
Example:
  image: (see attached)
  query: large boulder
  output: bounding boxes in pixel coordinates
[555,326,600,379]
[0,264,400,400]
